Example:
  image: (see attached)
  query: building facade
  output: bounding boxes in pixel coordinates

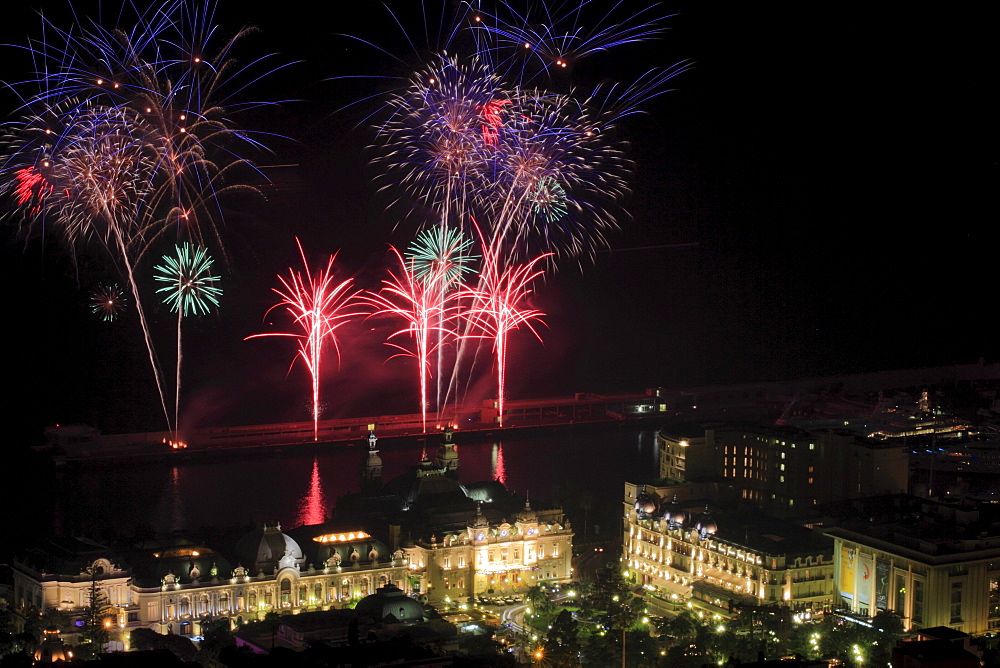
[12,430,574,645]
[658,425,908,516]
[403,501,574,603]
[624,481,834,618]
[11,525,414,643]
[825,496,1000,635]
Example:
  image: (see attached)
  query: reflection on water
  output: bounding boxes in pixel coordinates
[155,466,186,532]
[491,442,507,485]
[39,425,660,537]
[297,458,328,526]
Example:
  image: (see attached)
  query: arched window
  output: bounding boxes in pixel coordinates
[179,598,190,616]
[280,580,291,607]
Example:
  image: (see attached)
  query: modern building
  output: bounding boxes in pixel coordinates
[824,495,1000,635]
[623,481,834,618]
[658,424,908,516]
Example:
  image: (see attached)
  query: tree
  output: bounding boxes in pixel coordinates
[197,617,235,663]
[656,610,699,646]
[129,628,198,662]
[77,574,114,659]
[526,585,553,614]
[542,609,581,667]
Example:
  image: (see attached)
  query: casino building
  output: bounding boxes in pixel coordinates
[11,429,573,644]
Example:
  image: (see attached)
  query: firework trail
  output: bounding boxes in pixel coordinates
[458,231,551,427]
[90,283,127,322]
[154,242,221,435]
[363,246,465,433]
[1,0,290,430]
[404,226,478,413]
[471,0,670,77]
[5,0,293,250]
[246,239,362,441]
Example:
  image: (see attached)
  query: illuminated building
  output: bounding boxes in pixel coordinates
[825,495,1000,634]
[345,427,574,604]
[658,424,907,515]
[12,428,572,644]
[11,525,414,643]
[403,498,573,604]
[623,481,834,617]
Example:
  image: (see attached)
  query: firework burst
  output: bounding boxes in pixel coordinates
[90,283,127,322]
[405,226,479,287]
[458,232,551,427]
[154,241,222,437]
[5,0,292,246]
[154,242,222,316]
[246,239,363,441]
[364,247,465,432]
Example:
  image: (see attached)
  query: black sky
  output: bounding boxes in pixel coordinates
[2,2,995,442]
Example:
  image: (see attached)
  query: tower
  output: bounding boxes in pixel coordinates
[361,431,383,493]
[435,425,459,477]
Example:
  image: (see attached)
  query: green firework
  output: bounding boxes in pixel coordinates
[89,283,127,322]
[530,176,568,221]
[405,227,479,286]
[154,243,222,316]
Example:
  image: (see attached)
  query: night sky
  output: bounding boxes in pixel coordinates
[1,2,994,443]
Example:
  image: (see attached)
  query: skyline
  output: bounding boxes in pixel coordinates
[1,2,993,442]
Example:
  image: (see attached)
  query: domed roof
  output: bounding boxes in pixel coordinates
[662,496,687,526]
[235,522,304,574]
[354,584,425,623]
[130,541,232,588]
[634,486,659,517]
[516,498,538,524]
[381,461,472,512]
[695,506,718,537]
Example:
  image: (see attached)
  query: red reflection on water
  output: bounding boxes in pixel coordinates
[493,442,507,485]
[297,457,327,526]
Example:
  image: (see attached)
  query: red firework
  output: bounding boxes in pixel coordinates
[363,246,462,433]
[246,239,362,441]
[14,167,55,216]
[459,232,551,426]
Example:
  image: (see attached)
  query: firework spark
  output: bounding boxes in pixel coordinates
[89,283,127,322]
[404,226,479,288]
[246,239,362,441]
[363,246,465,432]
[154,241,222,436]
[472,0,670,75]
[154,242,222,316]
[459,233,551,427]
